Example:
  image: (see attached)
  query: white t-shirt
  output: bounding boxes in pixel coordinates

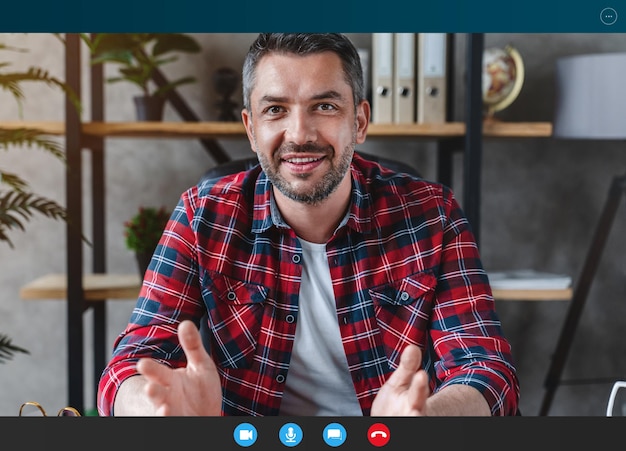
[279,238,362,416]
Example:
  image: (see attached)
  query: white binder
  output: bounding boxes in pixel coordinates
[393,33,416,123]
[417,33,448,123]
[371,33,394,124]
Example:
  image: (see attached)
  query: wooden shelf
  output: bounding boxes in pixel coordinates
[0,121,553,140]
[20,273,141,301]
[0,121,65,135]
[492,287,572,301]
[20,272,570,302]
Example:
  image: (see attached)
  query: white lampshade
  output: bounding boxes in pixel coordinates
[553,52,626,140]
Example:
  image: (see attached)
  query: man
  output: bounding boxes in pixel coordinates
[98,33,520,416]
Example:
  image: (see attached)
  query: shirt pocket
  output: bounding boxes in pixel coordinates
[203,272,269,369]
[369,271,437,368]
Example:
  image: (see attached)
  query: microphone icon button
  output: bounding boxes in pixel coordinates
[279,423,303,447]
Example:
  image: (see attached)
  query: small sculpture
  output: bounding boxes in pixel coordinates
[212,66,239,122]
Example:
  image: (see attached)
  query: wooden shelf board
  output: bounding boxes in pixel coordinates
[0,121,65,135]
[482,121,553,138]
[368,122,465,137]
[492,287,572,301]
[82,121,247,139]
[20,273,141,301]
[0,120,554,140]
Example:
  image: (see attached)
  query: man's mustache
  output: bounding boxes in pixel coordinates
[278,142,333,155]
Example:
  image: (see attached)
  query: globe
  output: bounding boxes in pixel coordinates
[482,45,525,118]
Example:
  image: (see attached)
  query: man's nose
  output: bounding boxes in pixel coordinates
[284,110,316,144]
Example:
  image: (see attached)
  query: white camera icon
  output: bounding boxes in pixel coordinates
[239,429,254,441]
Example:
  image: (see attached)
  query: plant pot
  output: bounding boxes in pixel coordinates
[133,95,165,121]
[135,251,153,278]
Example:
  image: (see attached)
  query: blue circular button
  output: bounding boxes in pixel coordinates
[234,422,258,447]
[279,422,303,447]
[323,423,347,447]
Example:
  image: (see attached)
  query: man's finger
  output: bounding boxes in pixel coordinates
[407,367,430,411]
[178,320,215,371]
[386,344,423,388]
[399,344,422,371]
[136,357,172,385]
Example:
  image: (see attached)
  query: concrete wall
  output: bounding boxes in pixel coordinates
[0,33,624,416]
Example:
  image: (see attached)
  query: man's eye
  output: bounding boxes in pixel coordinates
[318,103,336,111]
[267,106,283,114]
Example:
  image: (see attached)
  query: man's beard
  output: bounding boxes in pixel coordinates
[255,135,356,206]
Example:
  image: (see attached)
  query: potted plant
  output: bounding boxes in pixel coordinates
[124,205,171,277]
[0,36,80,361]
[83,33,201,121]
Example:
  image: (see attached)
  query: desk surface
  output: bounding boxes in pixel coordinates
[20,273,572,302]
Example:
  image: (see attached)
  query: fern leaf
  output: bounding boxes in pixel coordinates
[0,172,29,192]
[0,334,29,364]
[0,128,65,161]
[0,190,67,248]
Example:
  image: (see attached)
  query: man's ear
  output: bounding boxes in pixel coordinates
[241,108,256,152]
[355,100,370,144]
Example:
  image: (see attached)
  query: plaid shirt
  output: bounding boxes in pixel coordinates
[98,153,519,416]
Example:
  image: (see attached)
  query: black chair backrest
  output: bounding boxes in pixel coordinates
[200,151,420,182]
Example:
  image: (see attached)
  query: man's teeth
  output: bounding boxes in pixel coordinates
[285,157,321,164]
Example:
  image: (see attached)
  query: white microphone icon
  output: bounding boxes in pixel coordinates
[285,426,297,442]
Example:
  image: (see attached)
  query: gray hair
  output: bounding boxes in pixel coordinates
[242,33,365,112]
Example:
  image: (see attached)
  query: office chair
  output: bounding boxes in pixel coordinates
[199,150,421,181]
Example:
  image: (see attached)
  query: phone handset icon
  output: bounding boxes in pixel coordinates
[367,423,391,446]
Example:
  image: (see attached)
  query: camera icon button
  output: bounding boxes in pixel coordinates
[234,422,258,447]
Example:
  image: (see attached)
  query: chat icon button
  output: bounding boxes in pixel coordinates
[323,422,347,447]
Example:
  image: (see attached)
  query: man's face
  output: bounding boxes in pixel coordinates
[241,51,368,205]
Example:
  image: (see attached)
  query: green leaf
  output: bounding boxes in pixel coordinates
[124,206,171,253]
[0,128,65,160]
[152,33,201,56]
[0,190,67,249]
[84,33,200,98]
[0,334,29,364]
[0,68,81,115]
[0,172,29,192]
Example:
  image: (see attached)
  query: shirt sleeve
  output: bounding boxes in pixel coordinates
[97,192,205,416]
[428,186,520,416]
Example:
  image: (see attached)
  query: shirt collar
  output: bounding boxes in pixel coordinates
[250,156,374,235]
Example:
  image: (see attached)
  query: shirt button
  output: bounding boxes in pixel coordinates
[400,291,410,301]
[276,374,286,383]
[292,254,301,264]
[342,316,348,325]
[286,314,295,323]
[354,374,362,382]
[227,291,237,301]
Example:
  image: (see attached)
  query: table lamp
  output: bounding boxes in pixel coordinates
[541,52,626,415]
[553,52,626,139]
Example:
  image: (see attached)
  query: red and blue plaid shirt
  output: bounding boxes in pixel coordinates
[98,153,520,416]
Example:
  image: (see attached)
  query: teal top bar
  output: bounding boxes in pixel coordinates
[1,0,624,32]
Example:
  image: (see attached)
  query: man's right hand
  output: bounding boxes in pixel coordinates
[114,320,223,416]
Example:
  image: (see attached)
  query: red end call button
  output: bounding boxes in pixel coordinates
[367,423,390,447]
